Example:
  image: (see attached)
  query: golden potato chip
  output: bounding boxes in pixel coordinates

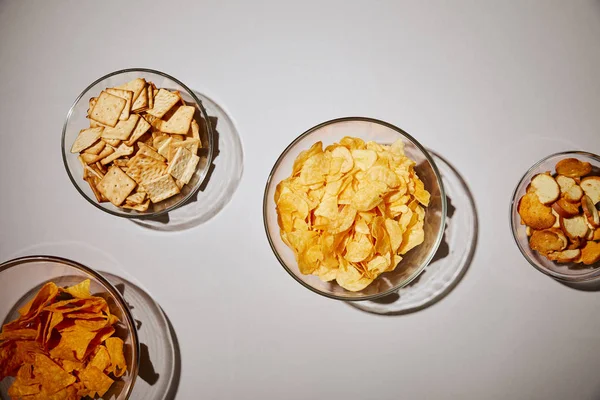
[275,137,429,291]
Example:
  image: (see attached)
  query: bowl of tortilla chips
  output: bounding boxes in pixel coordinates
[0,256,139,399]
[61,68,214,218]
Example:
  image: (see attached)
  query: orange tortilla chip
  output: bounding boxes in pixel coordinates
[89,345,111,372]
[43,297,107,314]
[85,327,115,359]
[44,312,64,345]
[74,318,108,331]
[18,282,59,317]
[105,337,127,377]
[61,279,92,299]
[8,364,41,397]
[60,359,84,373]
[32,353,76,394]
[78,365,114,397]
[0,328,37,342]
[49,326,97,361]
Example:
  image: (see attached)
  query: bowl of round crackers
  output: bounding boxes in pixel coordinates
[62,68,214,218]
[0,255,139,399]
[263,117,447,301]
[511,151,600,282]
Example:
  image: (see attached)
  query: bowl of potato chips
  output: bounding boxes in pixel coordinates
[0,256,139,399]
[61,68,214,218]
[264,117,446,301]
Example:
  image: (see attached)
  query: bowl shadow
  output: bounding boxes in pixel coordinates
[133,91,243,232]
[349,151,478,316]
[101,272,181,400]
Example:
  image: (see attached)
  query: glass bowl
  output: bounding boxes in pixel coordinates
[61,68,214,218]
[0,255,139,399]
[263,117,447,301]
[510,151,600,282]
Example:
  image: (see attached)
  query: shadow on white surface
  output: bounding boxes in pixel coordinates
[101,272,181,400]
[133,91,243,232]
[349,151,478,315]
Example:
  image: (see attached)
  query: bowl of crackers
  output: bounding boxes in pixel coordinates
[61,68,214,218]
[263,117,446,301]
[0,255,139,399]
[511,152,600,281]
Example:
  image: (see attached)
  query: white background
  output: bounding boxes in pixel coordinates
[1,1,600,399]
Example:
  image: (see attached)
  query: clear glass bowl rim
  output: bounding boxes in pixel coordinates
[0,255,140,399]
[262,116,447,301]
[509,150,600,282]
[60,67,215,219]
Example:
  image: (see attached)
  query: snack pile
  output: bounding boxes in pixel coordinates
[70,78,202,211]
[275,137,430,291]
[518,158,600,265]
[0,280,127,399]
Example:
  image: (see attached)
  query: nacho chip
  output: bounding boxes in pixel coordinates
[32,353,76,393]
[90,91,127,127]
[78,365,114,397]
[104,337,126,377]
[89,345,111,372]
[49,325,97,361]
[61,280,91,299]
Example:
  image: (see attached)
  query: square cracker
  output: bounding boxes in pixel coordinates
[136,142,166,162]
[116,78,146,103]
[125,116,151,146]
[167,147,200,184]
[142,174,180,203]
[131,85,148,111]
[188,119,201,141]
[123,200,150,212]
[106,88,134,120]
[126,154,168,184]
[90,91,127,127]
[97,166,137,206]
[169,138,200,160]
[162,106,195,134]
[146,89,179,118]
[71,127,104,153]
[101,114,140,140]
[82,139,106,155]
[126,191,147,205]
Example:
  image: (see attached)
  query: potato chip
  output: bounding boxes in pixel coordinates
[275,137,429,291]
